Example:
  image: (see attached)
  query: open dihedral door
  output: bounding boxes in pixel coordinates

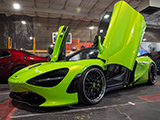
[51,26,70,62]
[98,1,146,71]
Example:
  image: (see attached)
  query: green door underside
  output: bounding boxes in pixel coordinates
[98,1,146,71]
[51,26,69,62]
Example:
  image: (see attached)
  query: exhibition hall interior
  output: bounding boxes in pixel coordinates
[0,0,160,120]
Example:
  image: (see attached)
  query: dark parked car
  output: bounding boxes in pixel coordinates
[0,49,48,81]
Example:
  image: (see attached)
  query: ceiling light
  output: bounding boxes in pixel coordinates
[104,14,109,19]
[13,3,20,10]
[90,26,94,30]
[76,7,81,13]
[21,21,26,24]
[29,37,33,40]
[143,38,146,41]
[50,44,54,47]
[100,29,103,33]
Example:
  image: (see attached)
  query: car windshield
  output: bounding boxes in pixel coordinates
[21,50,36,56]
[60,48,98,61]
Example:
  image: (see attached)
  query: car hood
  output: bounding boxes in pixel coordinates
[8,59,105,84]
[98,1,146,70]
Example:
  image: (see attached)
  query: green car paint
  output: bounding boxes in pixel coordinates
[8,1,156,107]
[133,56,155,85]
[51,25,68,62]
[51,26,69,62]
[98,1,146,71]
[9,59,105,107]
[97,36,104,54]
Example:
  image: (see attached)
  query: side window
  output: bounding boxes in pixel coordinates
[81,51,88,59]
[69,53,80,61]
[88,50,98,59]
[68,49,98,61]
[0,51,2,57]
[0,51,11,58]
[81,50,98,59]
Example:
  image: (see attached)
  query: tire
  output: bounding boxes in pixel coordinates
[147,63,157,85]
[78,67,106,105]
[154,58,160,75]
[11,65,27,75]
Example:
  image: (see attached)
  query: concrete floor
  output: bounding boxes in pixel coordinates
[0,77,160,120]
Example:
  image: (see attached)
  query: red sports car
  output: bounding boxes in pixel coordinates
[0,49,48,81]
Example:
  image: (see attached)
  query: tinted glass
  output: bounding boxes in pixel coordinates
[0,51,2,57]
[64,48,98,61]
[0,51,11,58]
[97,12,112,44]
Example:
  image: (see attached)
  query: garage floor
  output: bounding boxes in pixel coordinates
[0,77,160,120]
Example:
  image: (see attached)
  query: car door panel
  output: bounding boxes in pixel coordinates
[98,1,146,71]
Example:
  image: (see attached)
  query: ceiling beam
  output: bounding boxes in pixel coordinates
[88,0,101,13]
[33,0,37,7]
[0,3,101,20]
[48,0,51,8]
[100,0,118,16]
[62,0,68,10]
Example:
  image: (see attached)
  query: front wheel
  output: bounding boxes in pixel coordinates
[147,63,157,85]
[78,67,106,105]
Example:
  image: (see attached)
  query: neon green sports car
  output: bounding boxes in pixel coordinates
[8,1,157,107]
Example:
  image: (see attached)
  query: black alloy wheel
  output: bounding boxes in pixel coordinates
[78,67,106,105]
[148,63,157,85]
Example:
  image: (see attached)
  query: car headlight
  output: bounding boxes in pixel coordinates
[27,68,69,87]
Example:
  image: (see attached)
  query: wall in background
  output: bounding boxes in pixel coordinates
[0,14,33,49]
[1,14,160,50]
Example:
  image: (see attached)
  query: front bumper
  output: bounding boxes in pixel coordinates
[10,91,46,107]
[8,67,81,107]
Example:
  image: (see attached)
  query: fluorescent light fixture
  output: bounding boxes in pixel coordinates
[13,3,20,10]
[104,14,109,19]
[21,21,26,24]
[29,37,32,40]
[100,29,103,33]
[90,26,94,30]
[143,38,147,41]
[50,44,54,47]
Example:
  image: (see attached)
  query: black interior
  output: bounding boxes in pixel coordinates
[105,64,131,89]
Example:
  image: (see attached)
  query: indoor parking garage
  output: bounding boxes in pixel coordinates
[0,0,160,120]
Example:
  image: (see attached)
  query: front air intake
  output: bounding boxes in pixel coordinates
[27,68,69,87]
